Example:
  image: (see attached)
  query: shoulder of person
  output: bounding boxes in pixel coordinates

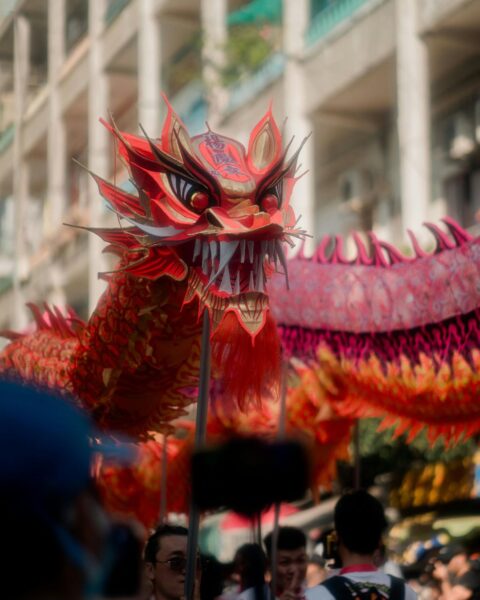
[403,581,418,600]
[305,583,335,600]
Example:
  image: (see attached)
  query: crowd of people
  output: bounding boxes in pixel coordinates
[3,380,480,600]
[402,543,480,600]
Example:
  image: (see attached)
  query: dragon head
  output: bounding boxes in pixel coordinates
[90,99,306,339]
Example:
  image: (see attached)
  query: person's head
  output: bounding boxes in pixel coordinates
[440,545,469,576]
[0,381,117,600]
[334,490,387,560]
[200,555,228,600]
[234,543,267,590]
[144,524,190,600]
[306,555,326,588]
[264,527,307,594]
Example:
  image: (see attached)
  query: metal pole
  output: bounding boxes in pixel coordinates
[185,311,211,600]
[353,420,361,490]
[270,358,288,598]
[159,434,168,523]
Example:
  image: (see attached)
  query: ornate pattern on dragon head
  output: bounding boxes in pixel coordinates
[89,99,306,339]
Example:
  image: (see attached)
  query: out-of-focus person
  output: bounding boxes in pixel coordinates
[0,380,138,600]
[306,556,327,588]
[264,527,308,600]
[144,524,201,600]
[200,555,231,600]
[374,543,404,579]
[433,545,480,600]
[306,490,417,600]
[234,543,268,600]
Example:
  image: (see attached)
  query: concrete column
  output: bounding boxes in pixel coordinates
[201,0,227,125]
[138,0,161,137]
[47,0,66,235]
[12,15,30,329]
[88,0,109,313]
[282,0,315,250]
[396,0,430,235]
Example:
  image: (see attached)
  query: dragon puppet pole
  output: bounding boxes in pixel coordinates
[159,434,168,523]
[353,420,361,489]
[185,310,211,600]
[270,358,288,598]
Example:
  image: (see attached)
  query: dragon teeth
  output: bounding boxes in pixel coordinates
[276,240,289,289]
[202,240,210,274]
[218,240,239,274]
[268,239,276,264]
[248,240,254,263]
[240,240,246,263]
[219,263,232,294]
[249,270,255,291]
[257,270,265,293]
[234,270,240,295]
[210,240,217,268]
[193,239,201,261]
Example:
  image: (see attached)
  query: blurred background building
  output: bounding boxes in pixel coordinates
[1,0,480,332]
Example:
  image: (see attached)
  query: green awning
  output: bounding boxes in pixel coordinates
[228,0,282,26]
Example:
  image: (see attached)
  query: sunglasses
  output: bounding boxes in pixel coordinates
[155,556,200,573]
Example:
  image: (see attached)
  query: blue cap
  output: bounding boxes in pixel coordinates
[0,381,132,504]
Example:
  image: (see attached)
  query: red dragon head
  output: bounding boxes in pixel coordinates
[90,99,306,342]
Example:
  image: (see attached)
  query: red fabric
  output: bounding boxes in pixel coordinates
[211,312,281,409]
[340,565,378,574]
[221,504,298,530]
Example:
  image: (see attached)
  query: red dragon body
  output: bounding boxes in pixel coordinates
[3,101,480,525]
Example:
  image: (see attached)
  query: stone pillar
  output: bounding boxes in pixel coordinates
[396,0,430,235]
[88,0,109,314]
[12,15,30,328]
[201,0,227,125]
[282,0,315,250]
[47,0,66,235]
[138,0,161,137]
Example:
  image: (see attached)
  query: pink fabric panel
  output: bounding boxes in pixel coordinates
[269,239,480,333]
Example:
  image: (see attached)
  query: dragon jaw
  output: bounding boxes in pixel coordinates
[91,99,306,338]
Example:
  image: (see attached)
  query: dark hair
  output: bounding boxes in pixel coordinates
[200,555,228,600]
[334,490,387,555]
[144,523,188,564]
[264,527,307,558]
[235,543,267,589]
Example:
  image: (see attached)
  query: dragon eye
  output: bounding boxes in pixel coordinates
[260,193,279,214]
[258,179,283,214]
[190,191,210,211]
[167,173,212,213]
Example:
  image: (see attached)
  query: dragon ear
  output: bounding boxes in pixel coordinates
[247,106,282,175]
[161,94,195,162]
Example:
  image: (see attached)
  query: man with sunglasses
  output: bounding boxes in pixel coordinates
[145,524,200,600]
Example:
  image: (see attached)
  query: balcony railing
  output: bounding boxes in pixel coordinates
[105,0,131,25]
[0,124,14,155]
[307,0,371,46]
[227,52,285,114]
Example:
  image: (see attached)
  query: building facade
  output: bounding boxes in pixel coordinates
[1,0,480,332]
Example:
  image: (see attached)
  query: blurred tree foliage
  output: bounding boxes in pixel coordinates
[222,24,281,87]
[338,418,477,489]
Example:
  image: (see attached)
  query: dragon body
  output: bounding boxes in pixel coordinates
[3,102,480,524]
[270,218,480,442]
